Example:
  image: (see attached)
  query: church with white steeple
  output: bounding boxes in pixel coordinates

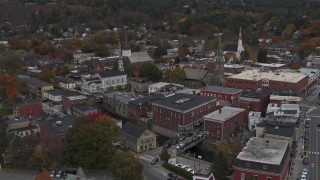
[118,42,124,71]
[236,27,245,60]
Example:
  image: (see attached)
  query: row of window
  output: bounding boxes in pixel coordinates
[105,78,125,85]
[241,173,271,180]
[201,92,229,99]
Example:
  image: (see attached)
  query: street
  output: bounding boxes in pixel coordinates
[306,109,320,180]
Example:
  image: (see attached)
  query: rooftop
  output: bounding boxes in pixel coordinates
[228,69,307,83]
[121,121,147,139]
[257,120,296,137]
[236,137,289,165]
[103,91,144,105]
[224,64,244,68]
[270,95,301,102]
[204,106,245,122]
[202,85,243,94]
[98,70,127,78]
[149,82,171,89]
[44,89,69,96]
[72,104,96,112]
[66,95,87,101]
[194,168,212,177]
[153,93,216,112]
[40,116,76,135]
[128,51,154,64]
[17,75,53,87]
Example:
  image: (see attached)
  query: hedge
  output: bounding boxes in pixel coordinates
[162,162,193,180]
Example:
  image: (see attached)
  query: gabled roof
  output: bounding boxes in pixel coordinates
[128,51,154,64]
[223,44,237,52]
[98,70,127,78]
[121,121,147,139]
[184,68,207,80]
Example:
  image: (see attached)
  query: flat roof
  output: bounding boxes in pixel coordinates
[103,91,144,105]
[228,69,307,83]
[153,93,216,112]
[149,82,171,88]
[237,137,289,165]
[67,95,87,101]
[270,95,301,102]
[256,63,285,67]
[224,64,244,68]
[204,106,244,122]
[202,85,243,94]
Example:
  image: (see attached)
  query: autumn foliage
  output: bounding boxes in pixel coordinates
[0,73,18,103]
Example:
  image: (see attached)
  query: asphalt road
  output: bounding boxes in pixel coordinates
[306,110,320,180]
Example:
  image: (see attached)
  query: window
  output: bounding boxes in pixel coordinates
[253,175,258,180]
[267,177,271,180]
[241,173,245,180]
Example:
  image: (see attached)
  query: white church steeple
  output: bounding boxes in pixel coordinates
[118,42,124,71]
[237,27,245,60]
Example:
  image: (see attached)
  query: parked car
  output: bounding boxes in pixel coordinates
[49,170,56,178]
[176,145,180,150]
[303,157,309,165]
[301,174,306,180]
[151,157,159,165]
[186,132,193,137]
[56,171,63,178]
[182,165,190,170]
[302,168,308,175]
[192,136,199,141]
[186,140,192,145]
[163,143,171,149]
[179,143,185,148]
[171,139,178,145]
[179,136,186,141]
[175,163,184,168]
[168,172,178,179]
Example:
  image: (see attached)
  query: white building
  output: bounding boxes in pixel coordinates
[43,89,65,104]
[97,70,127,91]
[148,82,171,94]
[267,103,300,118]
[81,77,103,93]
[248,111,262,131]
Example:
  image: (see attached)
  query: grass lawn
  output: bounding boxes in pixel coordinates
[0,108,13,117]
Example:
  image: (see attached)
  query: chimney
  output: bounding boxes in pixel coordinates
[219,106,222,113]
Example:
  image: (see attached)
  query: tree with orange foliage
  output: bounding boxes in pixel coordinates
[0,73,18,104]
[34,170,52,180]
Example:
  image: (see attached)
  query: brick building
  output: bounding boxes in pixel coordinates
[62,95,87,115]
[40,116,76,161]
[238,88,272,116]
[103,91,144,119]
[152,93,217,136]
[128,93,164,119]
[233,137,291,180]
[200,86,243,106]
[14,99,42,118]
[225,70,308,96]
[204,106,245,144]
[72,104,97,117]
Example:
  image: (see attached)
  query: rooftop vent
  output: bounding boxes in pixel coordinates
[174,98,191,104]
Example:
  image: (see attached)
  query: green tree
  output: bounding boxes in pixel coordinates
[65,114,120,168]
[159,148,170,162]
[40,70,56,83]
[153,46,167,59]
[95,44,110,57]
[139,63,163,82]
[169,67,185,83]
[109,152,143,180]
[212,151,229,180]
[257,48,268,63]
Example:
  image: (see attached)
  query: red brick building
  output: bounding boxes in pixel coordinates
[238,88,272,116]
[14,99,42,118]
[225,70,308,96]
[40,116,76,161]
[128,93,164,119]
[152,93,217,136]
[62,95,87,115]
[200,86,243,106]
[204,106,245,144]
[233,137,291,180]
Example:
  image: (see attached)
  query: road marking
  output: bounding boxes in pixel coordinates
[160,169,167,176]
[145,155,154,159]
